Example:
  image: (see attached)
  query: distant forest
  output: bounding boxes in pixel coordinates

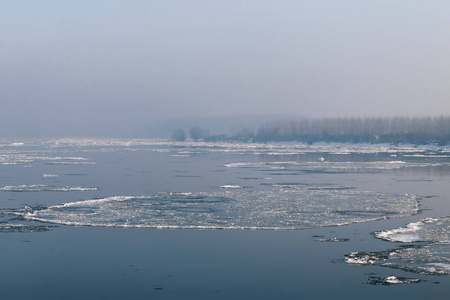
[171,116,450,145]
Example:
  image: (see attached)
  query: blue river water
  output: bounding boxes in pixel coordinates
[1,139,449,299]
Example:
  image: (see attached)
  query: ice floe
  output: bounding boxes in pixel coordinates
[315,237,350,242]
[375,218,449,243]
[365,276,421,285]
[0,185,98,192]
[346,217,450,275]
[42,174,59,178]
[21,187,418,230]
[224,160,445,173]
[220,185,244,189]
[0,223,52,233]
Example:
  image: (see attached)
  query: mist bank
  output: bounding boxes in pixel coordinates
[172,116,450,145]
[3,114,450,145]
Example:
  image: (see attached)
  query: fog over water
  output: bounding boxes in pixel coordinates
[1,1,450,137]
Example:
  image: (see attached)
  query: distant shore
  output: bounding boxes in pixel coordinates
[171,116,450,146]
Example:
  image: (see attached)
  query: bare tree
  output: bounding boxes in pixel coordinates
[189,127,203,141]
[171,128,186,142]
[251,116,450,145]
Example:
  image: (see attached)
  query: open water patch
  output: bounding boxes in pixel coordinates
[21,187,418,230]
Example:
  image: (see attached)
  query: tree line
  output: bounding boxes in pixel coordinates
[171,116,450,145]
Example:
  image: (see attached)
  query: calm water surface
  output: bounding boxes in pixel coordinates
[1,139,449,299]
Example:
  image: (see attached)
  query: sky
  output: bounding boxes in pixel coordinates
[1,1,450,137]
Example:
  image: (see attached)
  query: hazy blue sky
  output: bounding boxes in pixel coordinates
[1,1,450,136]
